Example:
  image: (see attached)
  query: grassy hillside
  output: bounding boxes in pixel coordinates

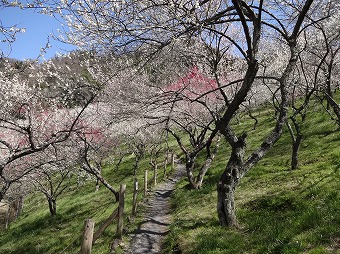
[164,98,340,254]
[0,95,339,254]
[0,149,174,254]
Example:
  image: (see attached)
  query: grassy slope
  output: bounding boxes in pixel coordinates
[164,98,340,254]
[0,95,339,254]
[0,149,174,254]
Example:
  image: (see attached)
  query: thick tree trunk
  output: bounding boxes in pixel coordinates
[214,0,309,228]
[217,181,237,227]
[48,198,57,216]
[217,162,240,227]
[186,157,197,189]
[291,134,302,170]
[216,133,245,227]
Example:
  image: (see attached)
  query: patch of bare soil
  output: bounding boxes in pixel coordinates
[124,161,185,254]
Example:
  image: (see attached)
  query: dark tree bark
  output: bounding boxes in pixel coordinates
[217,134,246,227]
[287,117,304,171]
[216,57,259,226]
[133,156,140,176]
[115,153,127,171]
[214,0,314,226]
[47,197,57,216]
[133,144,145,176]
[291,133,302,170]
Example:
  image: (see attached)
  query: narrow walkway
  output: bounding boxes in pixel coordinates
[125,161,185,254]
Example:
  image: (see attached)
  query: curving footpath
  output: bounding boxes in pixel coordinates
[125,161,185,254]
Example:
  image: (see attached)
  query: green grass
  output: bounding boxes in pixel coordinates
[0,147,175,254]
[164,96,340,254]
[0,175,119,253]
[1,95,339,254]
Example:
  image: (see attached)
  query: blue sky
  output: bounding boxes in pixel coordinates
[0,7,76,61]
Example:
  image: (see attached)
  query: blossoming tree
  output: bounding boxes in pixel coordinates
[49,0,338,227]
[0,56,96,202]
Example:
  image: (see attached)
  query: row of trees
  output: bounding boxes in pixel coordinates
[1,0,339,228]
[55,0,339,227]
[0,39,183,220]
[0,51,161,218]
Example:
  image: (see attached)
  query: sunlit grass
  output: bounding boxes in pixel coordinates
[164,95,340,254]
[0,143,177,254]
[1,94,339,254]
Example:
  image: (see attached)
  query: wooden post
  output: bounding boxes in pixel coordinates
[144,170,148,197]
[132,178,138,215]
[171,152,175,172]
[116,184,126,239]
[80,219,95,254]
[153,163,157,186]
[163,157,168,179]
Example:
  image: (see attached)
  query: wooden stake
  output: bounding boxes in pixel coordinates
[132,178,138,215]
[80,219,95,254]
[144,170,148,197]
[171,152,175,172]
[153,163,157,186]
[116,184,126,239]
[163,157,168,178]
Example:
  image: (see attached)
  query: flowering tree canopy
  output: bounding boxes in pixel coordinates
[0,54,98,202]
[45,0,338,227]
[1,0,339,228]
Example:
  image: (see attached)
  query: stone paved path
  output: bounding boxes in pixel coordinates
[124,161,185,254]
